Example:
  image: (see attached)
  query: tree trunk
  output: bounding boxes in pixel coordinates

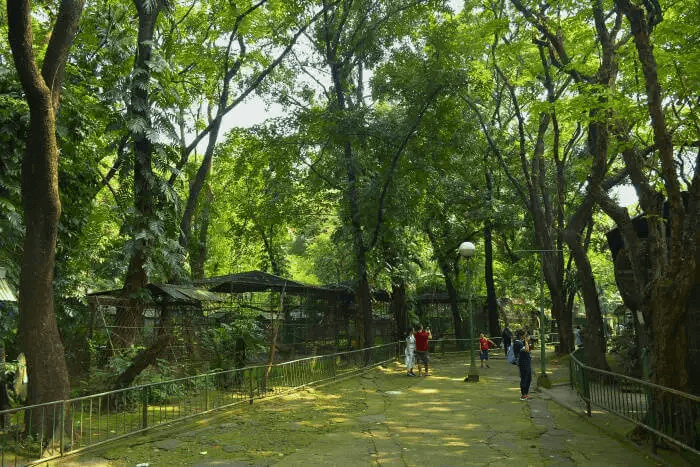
[113,334,175,390]
[180,118,220,253]
[260,224,283,276]
[612,0,696,392]
[358,270,374,348]
[648,278,692,391]
[425,228,465,342]
[341,135,373,348]
[484,215,500,338]
[7,0,84,438]
[566,232,610,370]
[189,187,213,280]
[564,196,610,370]
[263,291,284,390]
[18,104,72,438]
[443,274,465,344]
[544,271,572,355]
[390,280,407,343]
[118,0,162,345]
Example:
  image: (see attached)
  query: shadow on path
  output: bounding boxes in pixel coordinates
[60,355,665,467]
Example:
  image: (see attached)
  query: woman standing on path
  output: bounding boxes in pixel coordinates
[513,329,532,400]
[405,327,416,376]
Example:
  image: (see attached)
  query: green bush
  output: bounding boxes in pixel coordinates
[609,326,643,378]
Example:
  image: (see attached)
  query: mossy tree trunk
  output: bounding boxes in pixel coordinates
[7,0,84,438]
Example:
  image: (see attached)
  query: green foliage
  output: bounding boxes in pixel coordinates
[202,318,264,371]
[609,325,642,378]
[1,0,695,395]
[82,344,187,397]
[0,63,26,275]
[0,302,18,358]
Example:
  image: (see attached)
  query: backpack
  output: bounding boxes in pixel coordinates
[506,343,518,365]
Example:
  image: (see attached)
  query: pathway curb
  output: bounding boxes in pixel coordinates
[538,384,675,466]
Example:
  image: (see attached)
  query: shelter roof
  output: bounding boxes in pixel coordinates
[150,284,221,303]
[88,283,220,304]
[417,292,455,303]
[196,271,395,302]
[0,268,17,302]
[200,270,340,296]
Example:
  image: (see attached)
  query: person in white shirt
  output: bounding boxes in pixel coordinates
[405,327,416,376]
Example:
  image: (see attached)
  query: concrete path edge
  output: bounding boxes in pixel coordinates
[538,383,675,466]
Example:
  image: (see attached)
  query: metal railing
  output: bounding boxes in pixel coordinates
[0,343,397,466]
[425,336,553,354]
[569,352,700,458]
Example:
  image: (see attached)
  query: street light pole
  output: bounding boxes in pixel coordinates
[538,268,550,388]
[515,249,556,389]
[459,241,478,383]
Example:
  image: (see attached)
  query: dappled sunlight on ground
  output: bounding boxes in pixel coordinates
[395,401,426,410]
[424,405,453,412]
[63,355,666,467]
[410,387,439,394]
[448,377,469,381]
[395,426,450,436]
[442,440,472,447]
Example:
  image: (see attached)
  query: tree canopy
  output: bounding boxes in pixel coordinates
[1,0,698,395]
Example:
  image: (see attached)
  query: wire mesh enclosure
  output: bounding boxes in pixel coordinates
[86,272,395,372]
[202,271,394,360]
[87,284,223,368]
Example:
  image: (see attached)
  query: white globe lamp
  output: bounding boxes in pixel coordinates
[459,241,475,258]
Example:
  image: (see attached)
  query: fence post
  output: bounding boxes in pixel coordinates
[569,357,573,390]
[582,368,591,417]
[248,369,254,405]
[204,374,209,412]
[60,401,65,455]
[141,386,148,429]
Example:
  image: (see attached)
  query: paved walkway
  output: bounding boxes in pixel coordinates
[59,354,672,467]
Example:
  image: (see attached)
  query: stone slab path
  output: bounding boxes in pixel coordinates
[57,355,666,467]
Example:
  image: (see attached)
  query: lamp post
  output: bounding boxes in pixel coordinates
[459,241,478,383]
[536,268,550,388]
[514,249,557,389]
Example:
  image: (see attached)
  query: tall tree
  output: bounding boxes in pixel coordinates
[465,9,574,352]
[593,0,699,392]
[6,0,84,432]
[165,0,322,279]
[301,0,446,347]
[506,0,618,366]
[508,0,698,384]
[114,0,170,349]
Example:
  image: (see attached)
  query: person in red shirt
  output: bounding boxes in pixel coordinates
[414,324,432,376]
[479,333,495,368]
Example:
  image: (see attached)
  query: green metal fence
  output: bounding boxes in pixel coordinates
[569,352,700,458]
[0,343,397,466]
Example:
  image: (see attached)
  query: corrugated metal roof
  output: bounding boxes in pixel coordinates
[0,269,17,302]
[203,271,317,295]
[150,284,220,302]
[198,271,390,302]
[87,283,221,303]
